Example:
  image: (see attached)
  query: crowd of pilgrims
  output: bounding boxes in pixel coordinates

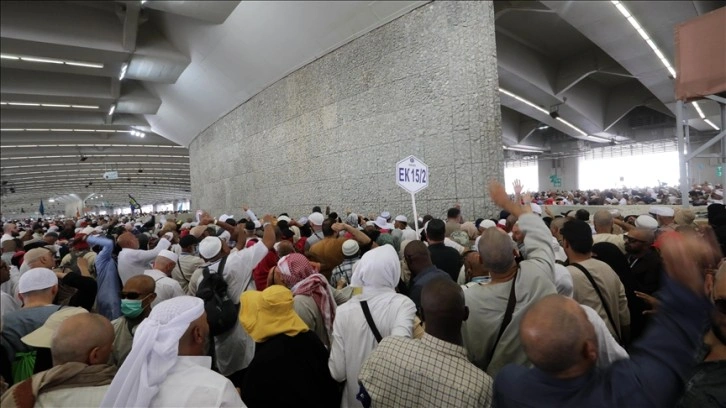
[0,180,724,407]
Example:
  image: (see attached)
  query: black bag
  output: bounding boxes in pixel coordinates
[196,257,239,336]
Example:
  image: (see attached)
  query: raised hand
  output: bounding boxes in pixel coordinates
[513,179,524,195]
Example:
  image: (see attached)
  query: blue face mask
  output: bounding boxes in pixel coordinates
[121,296,149,318]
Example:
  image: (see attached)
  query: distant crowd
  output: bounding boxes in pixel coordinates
[0,179,723,407]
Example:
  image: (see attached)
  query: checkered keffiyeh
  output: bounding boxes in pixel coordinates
[277,254,336,335]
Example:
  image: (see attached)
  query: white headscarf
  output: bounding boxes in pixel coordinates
[350,244,400,293]
[101,296,204,408]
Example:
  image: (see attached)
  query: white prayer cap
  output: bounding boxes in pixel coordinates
[157,249,178,263]
[342,240,360,257]
[218,214,231,223]
[277,215,291,223]
[381,211,391,220]
[497,219,507,227]
[297,216,309,226]
[652,206,674,217]
[18,268,58,294]
[530,203,542,215]
[394,215,408,223]
[101,296,204,408]
[308,212,325,226]
[365,220,376,227]
[199,236,222,260]
[479,220,496,230]
[180,222,191,229]
[218,230,231,243]
[374,216,393,230]
[635,215,658,230]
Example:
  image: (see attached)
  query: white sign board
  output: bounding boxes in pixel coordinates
[103,171,119,180]
[396,155,428,238]
[396,155,429,194]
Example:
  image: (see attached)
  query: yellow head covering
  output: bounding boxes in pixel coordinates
[240,285,309,343]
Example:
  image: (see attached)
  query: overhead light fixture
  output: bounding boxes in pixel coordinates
[49,199,55,203]
[556,117,587,137]
[0,54,104,69]
[119,63,128,80]
[499,88,548,114]
[537,125,549,130]
[503,145,545,154]
[692,101,720,130]
[704,119,720,131]
[21,56,63,64]
[108,104,116,116]
[611,1,676,78]
[1,101,98,110]
[499,89,586,137]
[65,61,104,69]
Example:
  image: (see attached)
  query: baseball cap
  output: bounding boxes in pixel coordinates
[21,307,88,348]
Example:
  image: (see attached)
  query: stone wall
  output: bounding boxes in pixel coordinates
[189,1,503,220]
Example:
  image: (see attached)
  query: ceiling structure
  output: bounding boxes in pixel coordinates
[496,0,724,159]
[1,0,723,215]
[0,0,427,214]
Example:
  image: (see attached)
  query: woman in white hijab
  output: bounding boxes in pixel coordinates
[328,245,416,408]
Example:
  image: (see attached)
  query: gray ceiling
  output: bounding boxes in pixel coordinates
[496,0,724,158]
[1,0,724,214]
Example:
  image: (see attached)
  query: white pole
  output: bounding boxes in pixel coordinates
[411,192,420,239]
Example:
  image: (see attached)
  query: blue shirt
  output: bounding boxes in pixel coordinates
[87,235,121,320]
[493,274,711,408]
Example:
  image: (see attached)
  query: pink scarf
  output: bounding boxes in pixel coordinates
[277,254,336,335]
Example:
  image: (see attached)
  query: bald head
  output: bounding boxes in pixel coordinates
[117,232,139,250]
[51,313,114,365]
[153,255,175,275]
[124,274,156,296]
[404,240,433,276]
[478,228,516,274]
[276,241,295,258]
[25,247,54,268]
[593,210,613,233]
[520,295,597,376]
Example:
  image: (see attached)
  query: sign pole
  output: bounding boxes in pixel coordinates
[410,192,420,239]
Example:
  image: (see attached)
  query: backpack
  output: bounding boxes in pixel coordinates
[195,257,240,336]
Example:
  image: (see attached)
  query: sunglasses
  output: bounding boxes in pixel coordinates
[716,299,726,315]
[119,291,150,300]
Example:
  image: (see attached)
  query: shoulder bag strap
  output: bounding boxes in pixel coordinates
[486,268,518,369]
[360,300,383,343]
[570,263,621,342]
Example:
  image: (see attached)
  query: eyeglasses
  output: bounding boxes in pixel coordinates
[119,291,150,300]
[716,299,726,314]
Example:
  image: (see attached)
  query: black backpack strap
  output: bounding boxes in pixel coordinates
[570,263,621,342]
[360,300,383,343]
[486,268,518,369]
